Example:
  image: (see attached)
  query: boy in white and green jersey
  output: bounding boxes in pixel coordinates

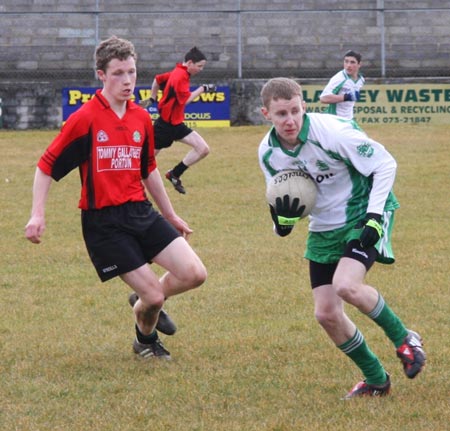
[320,50,365,119]
[258,77,426,399]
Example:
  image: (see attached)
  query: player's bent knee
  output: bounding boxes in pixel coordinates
[334,281,358,302]
[314,310,331,328]
[194,141,209,158]
[190,133,210,156]
[202,143,210,157]
[314,308,341,329]
[187,262,207,288]
[138,291,165,311]
[332,271,358,301]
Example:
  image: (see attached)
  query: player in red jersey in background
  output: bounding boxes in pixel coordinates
[141,47,216,194]
[25,36,207,360]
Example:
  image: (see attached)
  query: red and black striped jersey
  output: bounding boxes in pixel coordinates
[38,90,156,210]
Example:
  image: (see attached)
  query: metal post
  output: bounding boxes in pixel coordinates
[378,0,386,77]
[94,0,100,79]
[237,0,242,79]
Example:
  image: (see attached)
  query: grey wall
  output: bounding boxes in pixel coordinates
[1,1,449,128]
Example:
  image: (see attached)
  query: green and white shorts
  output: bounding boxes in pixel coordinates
[305,210,396,265]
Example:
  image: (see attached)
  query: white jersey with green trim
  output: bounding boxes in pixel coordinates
[258,113,399,232]
[320,70,365,119]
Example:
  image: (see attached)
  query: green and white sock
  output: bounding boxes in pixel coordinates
[338,329,387,385]
[367,294,408,348]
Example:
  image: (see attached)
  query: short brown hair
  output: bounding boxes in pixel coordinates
[260,77,303,109]
[95,36,137,72]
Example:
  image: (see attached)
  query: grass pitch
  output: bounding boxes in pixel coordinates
[0,124,449,431]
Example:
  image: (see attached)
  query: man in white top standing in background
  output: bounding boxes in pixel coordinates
[320,50,364,120]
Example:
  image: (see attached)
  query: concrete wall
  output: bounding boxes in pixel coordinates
[1,1,449,128]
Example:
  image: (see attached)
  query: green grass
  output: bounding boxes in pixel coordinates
[0,124,449,430]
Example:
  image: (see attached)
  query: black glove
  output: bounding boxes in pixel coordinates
[269,205,293,237]
[343,91,360,102]
[269,195,306,237]
[139,97,155,108]
[359,213,383,248]
[202,84,217,93]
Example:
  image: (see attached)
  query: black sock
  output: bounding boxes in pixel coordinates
[135,324,158,344]
[172,162,188,178]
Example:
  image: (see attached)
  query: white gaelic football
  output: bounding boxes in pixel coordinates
[266,169,317,218]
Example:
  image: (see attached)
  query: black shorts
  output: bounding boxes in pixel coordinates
[309,239,378,289]
[154,118,193,149]
[81,201,180,282]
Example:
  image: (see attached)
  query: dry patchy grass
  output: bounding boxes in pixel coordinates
[0,125,449,430]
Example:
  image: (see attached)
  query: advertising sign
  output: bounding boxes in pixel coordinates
[302,83,450,125]
[62,86,230,127]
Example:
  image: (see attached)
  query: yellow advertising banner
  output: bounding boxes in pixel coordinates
[302,83,450,125]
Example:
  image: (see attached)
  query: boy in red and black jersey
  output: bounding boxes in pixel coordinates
[25,36,207,360]
[39,89,154,210]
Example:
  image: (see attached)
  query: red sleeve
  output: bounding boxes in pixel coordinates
[155,72,171,85]
[38,107,91,180]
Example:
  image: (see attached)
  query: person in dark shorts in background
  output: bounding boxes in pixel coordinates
[141,47,216,194]
[25,36,207,360]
